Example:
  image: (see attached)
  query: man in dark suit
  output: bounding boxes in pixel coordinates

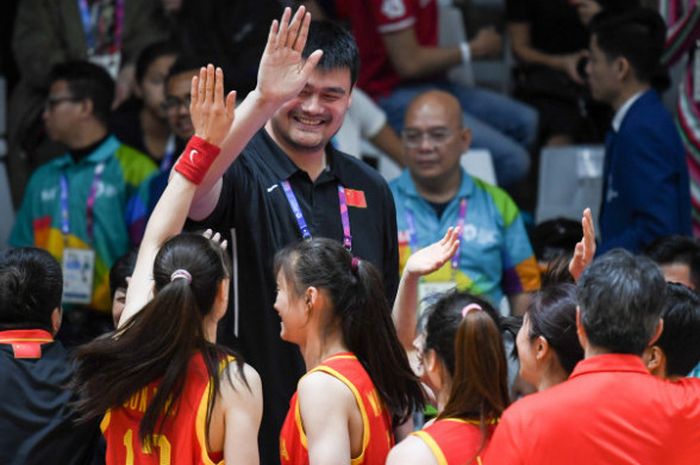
[588,9,691,253]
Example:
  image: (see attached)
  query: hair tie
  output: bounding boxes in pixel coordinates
[461,303,482,318]
[170,269,192,284]
[350,257,360,273]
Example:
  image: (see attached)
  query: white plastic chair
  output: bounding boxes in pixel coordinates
[536,145,605,226]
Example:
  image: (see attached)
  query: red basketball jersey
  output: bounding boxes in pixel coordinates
[412,418,495,465]
[101,353,228,465]
[279,352,394,465]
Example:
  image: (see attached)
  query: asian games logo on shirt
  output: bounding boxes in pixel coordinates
[382,0,406,19]
[461,223,498,246]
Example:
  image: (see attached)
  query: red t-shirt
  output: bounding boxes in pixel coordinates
[483,354,700,465]
[101,353,227,465]
[335,0,438,99]
[279,352,394,465]
[412,418,495,465]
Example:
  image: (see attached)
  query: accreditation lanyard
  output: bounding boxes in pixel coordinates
[77,0,124,54]
[60,162,105,243]
[160,135,176,173]
[281,180,352,251]
[405,197,467,271]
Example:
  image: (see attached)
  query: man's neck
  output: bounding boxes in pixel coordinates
[413,170,462,204]
[264,123,327,182]
[67,123,109,151]
[611,82,649,113]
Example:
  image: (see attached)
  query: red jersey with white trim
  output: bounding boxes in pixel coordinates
[412,418,494,465]
[335,0,438,99]
[101,353,227,465]
[279,352,394,465]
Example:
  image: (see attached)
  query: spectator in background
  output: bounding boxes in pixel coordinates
[333,0,538,189]
[591,9,691,253]
[484,250,700,465]
[658,1,700,236]
[646,235,700,290]
[145,56,202,213]
[642,283,700,379]
[8,0,167,208]
[109,248,137,327]
[390,90,540,317]
[110,41,178,169]
[162,0,285,97]
[9,61,156,345]
[0,247,101,465]
[507,0,620,147]
[333,87,404,168]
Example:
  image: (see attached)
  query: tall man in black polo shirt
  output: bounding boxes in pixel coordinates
[187,8,399,464]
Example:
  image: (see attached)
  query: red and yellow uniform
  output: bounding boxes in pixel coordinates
[412,418,495,465]
[279,352,394,465]
[101,353,228,465]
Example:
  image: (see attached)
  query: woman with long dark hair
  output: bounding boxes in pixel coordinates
[275,238,424,465]
[72,64,263,464]
[387,290,510,465]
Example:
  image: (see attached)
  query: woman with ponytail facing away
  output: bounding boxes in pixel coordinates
[387,290,510,465]
[275,238,424,465]
[72,64,263,465]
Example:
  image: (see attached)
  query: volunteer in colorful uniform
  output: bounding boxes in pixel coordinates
[387,287,510,465]
[10,62,156,341]
[274,237,422,465]
[186,8,399,463]
[72,65,263,465]
[389,90,540,316]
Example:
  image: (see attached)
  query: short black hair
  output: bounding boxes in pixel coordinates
[0,248,63,331]
[109,249,138,298]
[589,8,666,83]
[577,249,666,355]
[302,20,360,85]
[135,41,179,83]
[645,235,700,290]
[655,283,700,377]
[165,55,205,85]
[49,61,115,125]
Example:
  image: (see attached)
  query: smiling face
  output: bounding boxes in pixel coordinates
[402,91,471,187]
[267,67,352,156]
[164,69,197,139]
[273,270,308,344]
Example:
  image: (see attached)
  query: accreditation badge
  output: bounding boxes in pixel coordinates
[418,281,456,316]
[62,248,95,304]
[90,51,121,80]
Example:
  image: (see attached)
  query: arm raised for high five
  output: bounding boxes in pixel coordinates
[118,66,236,328]
[188,6,323,220]
[393,228,460,349]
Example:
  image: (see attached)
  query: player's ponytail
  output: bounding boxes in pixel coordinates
[274,238,423,425]
[73,234,244,444]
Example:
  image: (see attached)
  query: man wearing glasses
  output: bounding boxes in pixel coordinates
[10,61,156,344]
[390,90,540,317]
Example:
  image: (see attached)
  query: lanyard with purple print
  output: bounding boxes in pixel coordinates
[60,162,105,244]
[281,180,352,251]
[77,0,124,53]
[405,197,467,271]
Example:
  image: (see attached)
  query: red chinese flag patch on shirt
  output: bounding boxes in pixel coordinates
[345,189,367,208]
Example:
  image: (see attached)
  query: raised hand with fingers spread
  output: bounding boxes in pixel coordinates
[255,6,323,106]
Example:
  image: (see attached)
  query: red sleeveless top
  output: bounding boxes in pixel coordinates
[101,353,229,465]
[279,352,394,465]
[412,418,495,465]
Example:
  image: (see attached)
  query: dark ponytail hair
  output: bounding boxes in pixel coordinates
[424,291,510,457]
[527,283,583,375]
[274,238,423,425]
[73,233,245,444]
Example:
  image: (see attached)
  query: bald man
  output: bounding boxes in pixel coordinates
[390,91,540,315]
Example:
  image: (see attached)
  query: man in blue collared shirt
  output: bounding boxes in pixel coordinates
[390,90,540,315]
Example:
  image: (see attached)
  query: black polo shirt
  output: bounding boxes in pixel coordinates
[200,128,398,464]
[0,329,101,465]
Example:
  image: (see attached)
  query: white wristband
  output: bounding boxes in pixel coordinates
[459,42,471,64]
